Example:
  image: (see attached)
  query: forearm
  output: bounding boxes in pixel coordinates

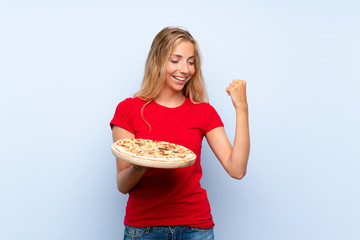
[112,126,145,194]
[227,107,250,179]
[116,164,146,194]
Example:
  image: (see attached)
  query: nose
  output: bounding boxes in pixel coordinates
[180,61,189,74]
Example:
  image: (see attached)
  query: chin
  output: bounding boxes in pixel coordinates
[172,86,185,93]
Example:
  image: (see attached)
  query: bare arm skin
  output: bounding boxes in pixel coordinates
[205,80,250,179]
[112,126,147,194]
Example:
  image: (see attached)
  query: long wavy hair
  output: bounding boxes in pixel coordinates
[134,27,208,103]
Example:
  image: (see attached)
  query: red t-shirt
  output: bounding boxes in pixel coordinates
[110,97,223,228]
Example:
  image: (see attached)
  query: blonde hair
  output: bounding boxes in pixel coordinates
[134,27,208,103]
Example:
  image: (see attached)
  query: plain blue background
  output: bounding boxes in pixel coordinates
[1,0,359,239]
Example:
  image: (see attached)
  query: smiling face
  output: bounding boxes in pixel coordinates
[163,40,196,94]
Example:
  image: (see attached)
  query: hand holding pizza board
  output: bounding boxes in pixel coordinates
[111,139,196,169]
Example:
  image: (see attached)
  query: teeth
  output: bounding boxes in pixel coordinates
[173,76,187,81]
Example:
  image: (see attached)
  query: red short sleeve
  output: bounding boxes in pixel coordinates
[110,98,136,134]
[204,104,224,134]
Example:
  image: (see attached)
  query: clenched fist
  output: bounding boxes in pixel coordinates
[226,80,248,111]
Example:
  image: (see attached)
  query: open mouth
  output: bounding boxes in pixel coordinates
[172,76,188,82]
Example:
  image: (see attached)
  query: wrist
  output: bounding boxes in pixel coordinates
[133,165,146,172]
[235,104,248,113]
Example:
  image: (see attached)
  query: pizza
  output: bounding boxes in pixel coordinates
[111,138,197,168]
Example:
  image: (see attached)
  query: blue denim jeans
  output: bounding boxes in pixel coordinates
[123,225,215,240]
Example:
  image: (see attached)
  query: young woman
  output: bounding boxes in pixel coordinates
[110,27,250,240]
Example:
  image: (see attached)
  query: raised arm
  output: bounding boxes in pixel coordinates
[112,126,147,194]
[205,80,250,179]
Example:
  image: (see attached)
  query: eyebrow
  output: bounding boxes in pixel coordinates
[170,54,195,59]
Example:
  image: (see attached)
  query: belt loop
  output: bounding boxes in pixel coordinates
[145,227,150,234]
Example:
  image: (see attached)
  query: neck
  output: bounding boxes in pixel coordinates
[154,89,186,108]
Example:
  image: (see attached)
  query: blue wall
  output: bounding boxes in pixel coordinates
[1,1,359,239]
